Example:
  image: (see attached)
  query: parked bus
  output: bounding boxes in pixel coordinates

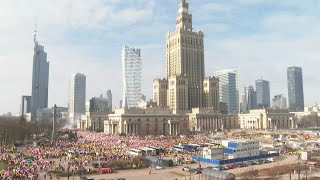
[138,148,157,156]
[149,146,165,155]
[182,145,197,152]
[172,145,185,151]
[128,149,142,156]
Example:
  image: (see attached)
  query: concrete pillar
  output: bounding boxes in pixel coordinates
[211,119,214,129]
[176,124,178,135]
[178,123,180,135]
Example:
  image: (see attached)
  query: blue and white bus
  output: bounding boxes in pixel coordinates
[172,145,185,151]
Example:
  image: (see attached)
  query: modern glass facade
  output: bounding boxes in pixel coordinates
[255,79,270,108]
[122,44,142,108]
[31,40,49,119]
[68,73,86,125]
[241,86,256,113]
[287,66,304,112]
[213,69,239,114]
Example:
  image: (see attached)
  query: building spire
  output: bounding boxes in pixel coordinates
[34,24,37,43]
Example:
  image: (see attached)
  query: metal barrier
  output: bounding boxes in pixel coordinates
[192,153,280,165]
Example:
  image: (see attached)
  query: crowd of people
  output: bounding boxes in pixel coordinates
[0,130,210,179]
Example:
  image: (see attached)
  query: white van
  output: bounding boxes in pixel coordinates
[128,149,143,156]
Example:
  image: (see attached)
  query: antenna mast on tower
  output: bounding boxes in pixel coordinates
[34,24,37,43]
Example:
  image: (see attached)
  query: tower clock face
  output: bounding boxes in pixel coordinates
[179,7,188,13]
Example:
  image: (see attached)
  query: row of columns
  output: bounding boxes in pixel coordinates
[125,124,138,135]
[169,123,180,135]
[92,122,101,130]
[268,118,294,129]
[197,118,222,131]
[106,124,117,134]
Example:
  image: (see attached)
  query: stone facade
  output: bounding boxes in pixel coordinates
[167,75,189,110]
[187,108,239,132]
[104,108,188,136]
[153,79,168,107]
[203,76,220,111]
[78,112,109,131]
[239,109,296,129]
[166,0,205,109]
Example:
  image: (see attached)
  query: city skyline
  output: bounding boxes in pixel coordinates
[1,0,320,114]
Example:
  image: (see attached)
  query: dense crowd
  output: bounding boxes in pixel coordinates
[0,131,210,179]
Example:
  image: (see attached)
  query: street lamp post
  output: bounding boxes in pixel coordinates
[298,154,301,180]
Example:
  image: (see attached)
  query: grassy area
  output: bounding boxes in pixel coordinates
[274,156,286,161]
[47,170,98,177]
[0,162,6,170]
[169,171,185,177]
[238,164,309,179]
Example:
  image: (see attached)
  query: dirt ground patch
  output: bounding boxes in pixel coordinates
[238,164,309,179]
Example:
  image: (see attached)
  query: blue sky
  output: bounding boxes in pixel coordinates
[0,0,319,114]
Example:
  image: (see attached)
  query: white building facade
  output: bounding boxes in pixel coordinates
[239,109,296,129]
[122,44,142,109]
[222,140,260,159]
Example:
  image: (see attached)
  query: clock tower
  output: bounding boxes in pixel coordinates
[166,0,205,110]
[176,0,192,30]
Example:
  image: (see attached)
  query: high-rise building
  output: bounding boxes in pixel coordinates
[255,79,270,108]
[166,0,205,109]
[167,75,189,110]
[272,94,287,110]
[122,44,142,108]
[89,97,109,113]
[30,35,49,119]
[202,76,220,111]
[21,95,31,117]
[287,66,304,112]
[241,86,256,113]
[153,78,168,107]
[68,73,86,126]
[106,90,113,111]
[213,69,239,114]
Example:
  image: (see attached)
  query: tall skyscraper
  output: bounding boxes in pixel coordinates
[255,79,270,108]
[68,73,86,126]
[122,44,142,108]
[287,66,304,112]
[30,35,49,119]
[213,69,239,114]
[272,94,287,110]
[106,90,112,111]
[166,0,205,109]
[241,86,256,113]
